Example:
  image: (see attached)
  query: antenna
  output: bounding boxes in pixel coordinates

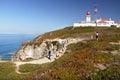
[94,4,98,27]
[0,56,2,60]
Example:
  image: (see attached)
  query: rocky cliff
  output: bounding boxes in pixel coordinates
[13,38,64,61]
[13,26,93,61]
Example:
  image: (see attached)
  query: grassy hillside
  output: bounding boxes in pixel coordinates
[24,26,120,80]
[0,26,120,80]
[34,26,120,41]
[34,26,95,41]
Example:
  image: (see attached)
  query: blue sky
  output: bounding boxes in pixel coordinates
[0,0,119,34]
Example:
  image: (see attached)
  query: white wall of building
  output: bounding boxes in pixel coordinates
[117,23,120,27]
[74,22,95,27]
[73,22,119,27]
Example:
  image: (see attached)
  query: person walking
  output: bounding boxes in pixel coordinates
[62,41,65,51]
[48,50,51,60]
[62,41,65,48]
[96,32,99,40]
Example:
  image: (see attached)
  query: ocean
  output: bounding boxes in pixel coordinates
[0,34,36,60]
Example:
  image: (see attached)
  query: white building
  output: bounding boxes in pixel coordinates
[117,22,120,27]
[73,10,120,27]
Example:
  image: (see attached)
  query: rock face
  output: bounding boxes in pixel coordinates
[13,38,63,61]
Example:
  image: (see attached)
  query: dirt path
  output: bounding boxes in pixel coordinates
[110,41,120,45]
[14,38,87,74]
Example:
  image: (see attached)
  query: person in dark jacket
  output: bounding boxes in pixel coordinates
[48,50,51,59]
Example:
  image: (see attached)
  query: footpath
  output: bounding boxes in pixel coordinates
[14,38,86,74]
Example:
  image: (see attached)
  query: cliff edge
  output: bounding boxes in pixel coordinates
[13,38,64,61]
[13,26,95,61]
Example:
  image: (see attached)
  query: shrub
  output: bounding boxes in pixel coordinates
[111,25,116,28]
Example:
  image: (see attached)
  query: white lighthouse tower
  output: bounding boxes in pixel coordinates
[86,10,91,22]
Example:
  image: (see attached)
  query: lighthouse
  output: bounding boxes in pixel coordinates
[86,10,91,22]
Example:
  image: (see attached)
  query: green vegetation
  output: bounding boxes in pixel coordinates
[19,64,42,72]
[111,25,117,28]
[0,26,120,80]
[34,27,96,40]
[111,44,120,51]
[26,27,120,80]
[90,65,120,80]
[91,52,114,64]
[51,41,61,51]
[23,58,34,62]
[0,62,28,80]
[34,26,120,41]
[22,39,43,47]
[45,41,61,50]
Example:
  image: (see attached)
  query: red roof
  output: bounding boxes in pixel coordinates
[98,19,109,23]
[117,22,120,24]
[86,11,90,15]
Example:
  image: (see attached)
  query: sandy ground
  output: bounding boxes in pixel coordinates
[0,60,10,63]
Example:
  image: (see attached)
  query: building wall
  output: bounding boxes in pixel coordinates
[117,23,120,27]
[73,22,119,27]
[74,23,96,27]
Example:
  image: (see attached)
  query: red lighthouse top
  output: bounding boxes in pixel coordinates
[86,10,90,15]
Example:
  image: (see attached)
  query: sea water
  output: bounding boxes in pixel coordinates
[0,34,36,60]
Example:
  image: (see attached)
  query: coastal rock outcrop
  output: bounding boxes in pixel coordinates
[13,38,63,61]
